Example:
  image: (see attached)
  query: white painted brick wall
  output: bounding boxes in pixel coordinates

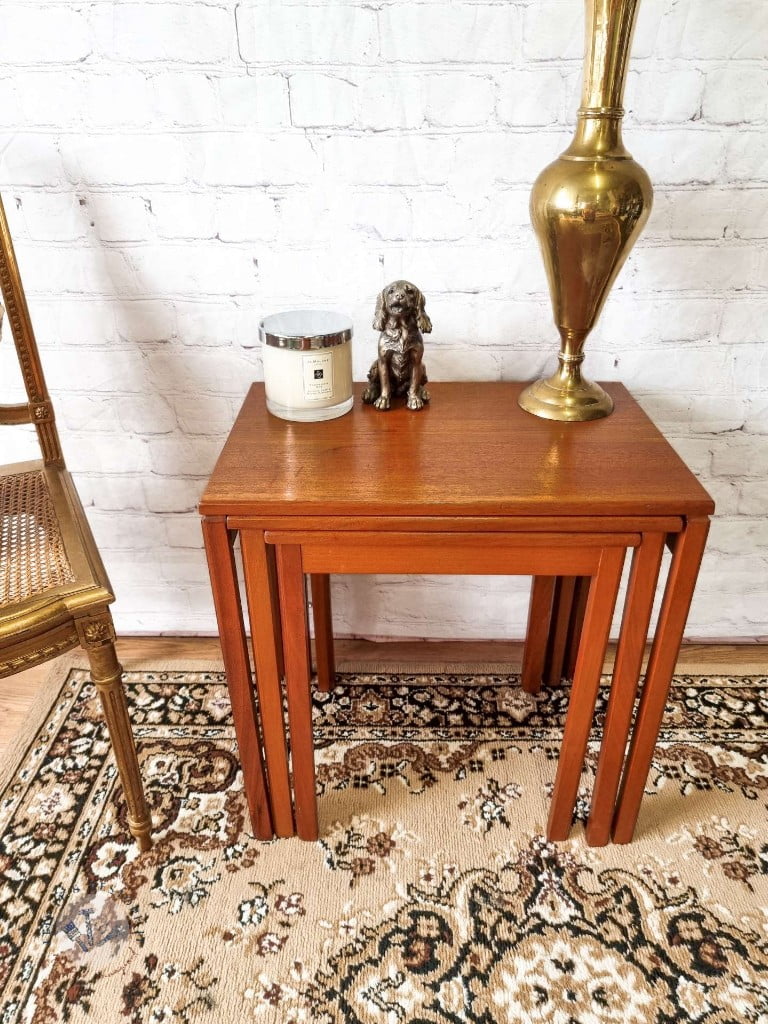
[0,0,766,639]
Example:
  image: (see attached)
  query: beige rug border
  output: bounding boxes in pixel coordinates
[2,652,761,798]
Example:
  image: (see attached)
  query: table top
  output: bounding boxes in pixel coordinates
[199,382,714,519]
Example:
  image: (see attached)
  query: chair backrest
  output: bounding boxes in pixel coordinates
[0,193,63,467]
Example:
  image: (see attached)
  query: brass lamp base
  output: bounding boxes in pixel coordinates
[518,372,613,422]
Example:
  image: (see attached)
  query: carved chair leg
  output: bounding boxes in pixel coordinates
[77,616,153,852]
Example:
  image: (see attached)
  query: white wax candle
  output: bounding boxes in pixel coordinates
[260,310,353,422]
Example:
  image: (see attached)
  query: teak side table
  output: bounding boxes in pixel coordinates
[199,381,713,847]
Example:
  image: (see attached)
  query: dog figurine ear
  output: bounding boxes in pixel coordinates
[372,289,387,332]
[416,290,432,334]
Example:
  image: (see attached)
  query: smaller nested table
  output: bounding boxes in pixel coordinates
[199,382,713,846]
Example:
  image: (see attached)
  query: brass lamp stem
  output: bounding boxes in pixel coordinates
[568,110,627,160]
[554,334,588,389]
[581,0,639,111]
[567,0,640,160]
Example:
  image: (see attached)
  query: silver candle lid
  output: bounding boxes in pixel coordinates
[259,310,353,351]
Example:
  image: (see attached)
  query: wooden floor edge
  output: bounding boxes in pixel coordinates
[112,635,768,670]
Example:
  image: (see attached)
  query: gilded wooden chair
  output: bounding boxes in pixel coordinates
[0,195,152,851]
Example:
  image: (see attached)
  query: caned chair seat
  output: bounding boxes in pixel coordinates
[1,466,75,608]
[0,460,114,672]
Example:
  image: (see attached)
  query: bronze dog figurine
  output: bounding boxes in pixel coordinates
[362,280,431,411]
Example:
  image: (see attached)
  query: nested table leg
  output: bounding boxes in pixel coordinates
[311,574,336,693]
[544,576,577,685]
[266,545,285,681]
[241,530,295,837]
[522,574,587,694]
[521,576,555,694]
[202,517,273,840]
[547,546,625,842]
[584,533,666,846]
[612,517,710,843]
[563,576,590,681]
[277,544,319,841]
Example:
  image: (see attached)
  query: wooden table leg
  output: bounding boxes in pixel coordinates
[266,545,285,680]
[241,530,295,837]
[521,576,556,694]
[563,576,590,681]
[547,547,625,842]
[524,574,586,693]
[544,576,576,685]
[311,574,336,693]
[201,517,273,840]
[612,517,710,843]
[584,533,666,846]
[277,544,319,841]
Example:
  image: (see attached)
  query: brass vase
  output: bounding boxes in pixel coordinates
[519,0,652,422]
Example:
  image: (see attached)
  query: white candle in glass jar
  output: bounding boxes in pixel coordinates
[259,310,353,422]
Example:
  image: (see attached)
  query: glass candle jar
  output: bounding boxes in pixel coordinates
[259,310,354,422]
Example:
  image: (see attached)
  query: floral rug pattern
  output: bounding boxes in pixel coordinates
[0,667,766,1022]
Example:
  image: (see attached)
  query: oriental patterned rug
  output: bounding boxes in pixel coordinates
[1,662,767,1023]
